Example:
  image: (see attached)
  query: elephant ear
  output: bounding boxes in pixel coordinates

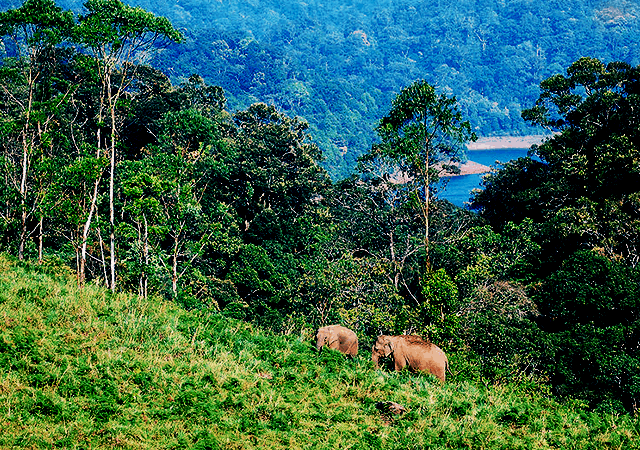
[385,339,395,356]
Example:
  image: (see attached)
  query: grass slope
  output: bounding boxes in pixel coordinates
[0,255,638,449]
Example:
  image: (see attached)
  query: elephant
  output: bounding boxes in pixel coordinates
[315,325,358,357]
[371,335,448,382]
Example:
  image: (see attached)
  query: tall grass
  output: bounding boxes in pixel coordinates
[0,254,638,449]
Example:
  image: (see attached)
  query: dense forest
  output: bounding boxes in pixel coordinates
[0,0,639,424]
[25,0,640,178]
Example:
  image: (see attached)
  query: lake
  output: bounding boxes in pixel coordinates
[439,148,532,207]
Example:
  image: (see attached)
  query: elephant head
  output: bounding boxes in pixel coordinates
[316,326,333,351]
[371,335,394,369]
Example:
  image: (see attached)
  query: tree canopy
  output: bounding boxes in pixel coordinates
[472,57,640,411]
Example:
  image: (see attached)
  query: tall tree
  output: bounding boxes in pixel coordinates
[367,80,475,269]
[230,103,331,252]
[0,0,74,260]
[73,0,183,289]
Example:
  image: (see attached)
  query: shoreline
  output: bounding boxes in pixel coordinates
[454,160,492,176]
[440,160,492,176]
[454,134,549,175]
[466,134,549,150]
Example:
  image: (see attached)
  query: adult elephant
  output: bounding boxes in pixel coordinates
[371,335,448,382]
[315,325,358,357]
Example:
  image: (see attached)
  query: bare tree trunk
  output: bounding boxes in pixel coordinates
[79,128,103,287]
[172,234,179,299]
[78,246,86,286]
[19,209,27,260]
[96,219,109,287]
[142,214,149,299]
[109,127,116,291]
[108,73,117,292]
[18,132,30,260]
[75,227,81,287]
[38,216,43,263]
[79,182,98,286]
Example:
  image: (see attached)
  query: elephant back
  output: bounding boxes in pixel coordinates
[402,335,431,346]
[399,335,448,381]
[315,324,358,356]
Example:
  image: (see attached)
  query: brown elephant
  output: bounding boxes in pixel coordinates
[315,325,358,356]
[371,335,448,382]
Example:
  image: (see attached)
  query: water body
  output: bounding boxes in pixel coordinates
[440,148,532,207]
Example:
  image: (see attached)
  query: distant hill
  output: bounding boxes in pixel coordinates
[51,0,640,178]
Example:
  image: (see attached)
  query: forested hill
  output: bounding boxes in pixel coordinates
[50,0,640,178]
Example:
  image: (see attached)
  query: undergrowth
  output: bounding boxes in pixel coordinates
[0,255,638,449]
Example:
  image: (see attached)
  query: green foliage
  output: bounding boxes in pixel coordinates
[534,250,640,411]
[469,157,551,229]
[427,213,548,378]
[74,0,183,49]
[0,0,74,47]
[419,268,460,344]
[0,257,638,448]
[469,59,640,411]
[228,244,279,304]
[230,103,331,252]
[123,0,640,178]
[0,0,77,260]
[375,80,475,169]
[477,57,640,268]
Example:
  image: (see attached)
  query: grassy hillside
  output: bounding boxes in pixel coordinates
[0,255,638,449]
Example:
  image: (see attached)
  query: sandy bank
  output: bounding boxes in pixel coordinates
[466,135,549,150]
[456,160,492,175]
[438,160,492,176]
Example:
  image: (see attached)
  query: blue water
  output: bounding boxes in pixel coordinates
[440,148,531,207]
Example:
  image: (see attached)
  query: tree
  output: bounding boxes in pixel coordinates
[534,250,640,412]
[468,156,551,229]
[367,80,476,269]
[0,0,74,260]
[73,0,183,289]
[331,170,422,304]
[475,58,640,268]
[230,103,331,252]
[218,103,335,328]
[120,101,237,302]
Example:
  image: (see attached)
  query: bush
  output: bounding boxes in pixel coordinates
[535,250,640,412]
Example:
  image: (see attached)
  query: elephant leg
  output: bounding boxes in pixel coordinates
[394,357,407,372]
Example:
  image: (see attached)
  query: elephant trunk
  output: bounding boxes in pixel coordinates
[372,352,380,369]
[316,337,324,352]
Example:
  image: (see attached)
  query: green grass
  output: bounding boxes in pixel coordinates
[0,255,638,449]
